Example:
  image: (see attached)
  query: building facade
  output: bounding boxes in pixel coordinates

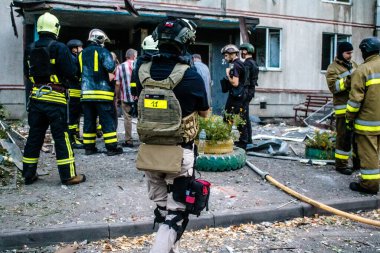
[1,0,379,118]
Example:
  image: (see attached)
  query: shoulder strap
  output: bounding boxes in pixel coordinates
[139,62,189,89]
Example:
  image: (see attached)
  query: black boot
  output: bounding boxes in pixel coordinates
[349,182,378,194]
[336,167,353,175]
[106,146,123,156]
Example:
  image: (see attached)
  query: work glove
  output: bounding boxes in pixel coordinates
[345,119,354,131]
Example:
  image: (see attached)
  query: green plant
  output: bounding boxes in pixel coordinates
[197,113,244,144]
[0,104,9,120]
[305,130,335,151]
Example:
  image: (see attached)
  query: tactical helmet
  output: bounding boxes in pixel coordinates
[36,12,60,37]
[239,43,255,54]
[221,44,239,54]
[359,37,380,53]
[141,35,158,51]
[66,39,83,49]
[152,17,197,46]
[88,29,110,47]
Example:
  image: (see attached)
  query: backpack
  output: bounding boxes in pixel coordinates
[29,40,55,78]
[137,62,189,145]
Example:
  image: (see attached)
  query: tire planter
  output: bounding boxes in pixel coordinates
[195,147,246,172]
[305,147,334,160]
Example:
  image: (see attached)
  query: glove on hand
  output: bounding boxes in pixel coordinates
[346,119,354,131]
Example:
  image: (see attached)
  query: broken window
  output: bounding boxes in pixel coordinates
[321,33,351,71]
[251,28,281,69]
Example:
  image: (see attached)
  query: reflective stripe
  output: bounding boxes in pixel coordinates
[97,124,102,130]
[56,157,75,165]
[360,169,380,180]
[103,132,116,138]
[335,149,350,160]
[78,52,83,73]
[339,71,351,79]
[94,50,99,72]
[69,89,81,98]
[347,100,360,113]
[104,138,118,144]
[83,133,97,137]
[82,90,114,96]
[50,59,56,64]
[83,139,96,144]
[82,95,114,101]
[130,82,137,87]
[29,77,35,84]
[22,157,38,164]
[354,119,380,132]
[334,105,346,115]
[335,78,346,93]
[50,75,59,83]
[68,125,77,130]
[367,73,380,80]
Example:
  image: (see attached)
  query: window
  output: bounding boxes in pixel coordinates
[251,28,281,69]
[321,33,351,71]
[323,0,351,4]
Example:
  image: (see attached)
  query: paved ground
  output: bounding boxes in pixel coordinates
[0,119,379,250]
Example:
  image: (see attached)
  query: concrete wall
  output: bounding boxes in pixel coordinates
[0,1,26,119]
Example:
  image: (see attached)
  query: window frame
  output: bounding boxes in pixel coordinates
[253,27,282,71]
[321,33,351,71]
[321,0,352,5]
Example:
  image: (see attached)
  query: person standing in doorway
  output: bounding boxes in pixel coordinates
[326,42,358,175]
[115,48,138,148]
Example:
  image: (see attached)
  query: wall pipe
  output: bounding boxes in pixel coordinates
[246,160,380,227]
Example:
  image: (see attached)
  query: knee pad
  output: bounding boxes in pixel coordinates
[153,205,167,229]
[164,210,189,242]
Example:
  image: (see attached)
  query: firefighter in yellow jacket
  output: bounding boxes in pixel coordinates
[325,42,358,175]
[346,37,380,194]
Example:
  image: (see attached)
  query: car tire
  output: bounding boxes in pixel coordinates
[195,147,246,172]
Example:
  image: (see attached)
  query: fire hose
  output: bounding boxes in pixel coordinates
[246,160,380,227]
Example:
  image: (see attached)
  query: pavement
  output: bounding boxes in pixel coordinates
[0,120,379,250]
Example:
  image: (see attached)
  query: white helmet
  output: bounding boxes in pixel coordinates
[88,29,110,47]
[141,35,158,51]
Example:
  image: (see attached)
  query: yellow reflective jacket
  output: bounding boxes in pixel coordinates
[346,54,380,135]
[325,58,357,117]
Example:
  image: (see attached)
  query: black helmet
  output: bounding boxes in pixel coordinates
[239,43,255,54]
[152,17,197,46]
[359,37,380,54]
[67,39,83,49]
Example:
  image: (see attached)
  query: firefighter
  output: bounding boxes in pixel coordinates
[221,44,249,150]
[66,39,84,149]
[325,42,358,175]
[23,12,85,185]
[239,43,259,149]
[78,29,123,156]
[346,37,380,194]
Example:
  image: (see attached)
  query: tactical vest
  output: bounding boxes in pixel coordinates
[138,62,192,145]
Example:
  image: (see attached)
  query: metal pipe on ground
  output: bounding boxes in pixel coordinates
[246,160,380,227]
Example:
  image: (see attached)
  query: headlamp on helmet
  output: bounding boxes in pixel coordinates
[88,29,110,47]
[36,12,61,38]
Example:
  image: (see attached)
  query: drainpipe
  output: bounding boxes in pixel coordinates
[376,0,380,37]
